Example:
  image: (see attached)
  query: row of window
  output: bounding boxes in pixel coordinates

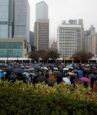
[0,50,22,57]
[0,21,12,25]
[59,37,77,39]
[59,42,76,44]
[0,42,23,49]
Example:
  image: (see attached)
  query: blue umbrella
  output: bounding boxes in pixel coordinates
[0,69,5,79]
[13,68,24,73]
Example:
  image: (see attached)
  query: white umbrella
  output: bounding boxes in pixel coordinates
[22,72,30,76]
[63,68,69,71]
[28,68,34,71]
[63,77,71,85]
[69,67,73,69]
[54,67,58,70]
[43,67,48,70]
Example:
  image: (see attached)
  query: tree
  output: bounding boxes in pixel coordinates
[46,49,60,60]
[72,50,93,62]
[28,51,39,60]
[31,46,36,52]
[27,49,60,61]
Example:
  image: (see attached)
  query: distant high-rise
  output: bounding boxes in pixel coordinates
[84,25,97,57]
[34,1,49,51]
[0,0,30,42]
[30,31,34,50]
[58,19,84,59]
[51,41,57,51]
[36,1,48,21]
[34,20,49,50]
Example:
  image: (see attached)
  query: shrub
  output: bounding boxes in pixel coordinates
[0,81,97,115]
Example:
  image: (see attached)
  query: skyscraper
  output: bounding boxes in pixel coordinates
[34,1,49,51]
[0,0,29,41]
[0,0,14,38]
[84,25,97,57]
[36,1,48,21]
[14,0,30,42]
[58,19,83,59]
[0,0,30,58]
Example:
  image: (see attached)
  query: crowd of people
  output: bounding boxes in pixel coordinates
[0,62,97,92]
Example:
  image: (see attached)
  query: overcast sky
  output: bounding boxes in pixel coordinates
[29,0,97,41]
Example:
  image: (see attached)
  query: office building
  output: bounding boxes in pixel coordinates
[0,38,27,57]
[14,0,30,42]
[34,1,49,51]
[84,25,97,57]
[36,1,48,21]
[58,19,84,59]
[0,0,30,41]
[0,0,30,57]
[34,19,49,50]
[30,31,35,51]
[0,0,14,38]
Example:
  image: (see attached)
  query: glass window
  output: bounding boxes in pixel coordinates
[0,42,23,57]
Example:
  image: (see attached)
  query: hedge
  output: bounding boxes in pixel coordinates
[0,81,97,115]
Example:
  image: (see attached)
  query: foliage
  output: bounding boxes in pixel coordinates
[27,49,60,60]
[46,49,60,60]
[28,51,39,60]
[72,50,93,62]
[31,45,36,52]
[0,81,97,115]
[38,50,48,60]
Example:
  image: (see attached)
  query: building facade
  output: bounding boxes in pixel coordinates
[84,25,97,57]
[34,19,49,50]
[0,0,29,41]
[58,19,83,59]
[36,1,48,21]
[14,0,30,42]
[34,1,49,51]
[0,38,27,57]
[0,0,14,38]
[0,0,30,57]
[30,31,34,50]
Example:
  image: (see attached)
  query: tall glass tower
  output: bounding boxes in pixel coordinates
[14,0,30,42]
[0,0,14,38]
[36,1,48,21]
[0,0,29,41]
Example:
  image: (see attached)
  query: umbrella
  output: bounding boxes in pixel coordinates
[63,68,69,71]
[67,72,76,77]
[54,67,58,70]
[28,68,34,71]
[83,68,90,72]
[69,67,73,70]
[22,72,30,76]
[80,77,90,83]
[63,77,71,85]
[13,68,24,73]
[0,69,5,79]
[43,67,48,70]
